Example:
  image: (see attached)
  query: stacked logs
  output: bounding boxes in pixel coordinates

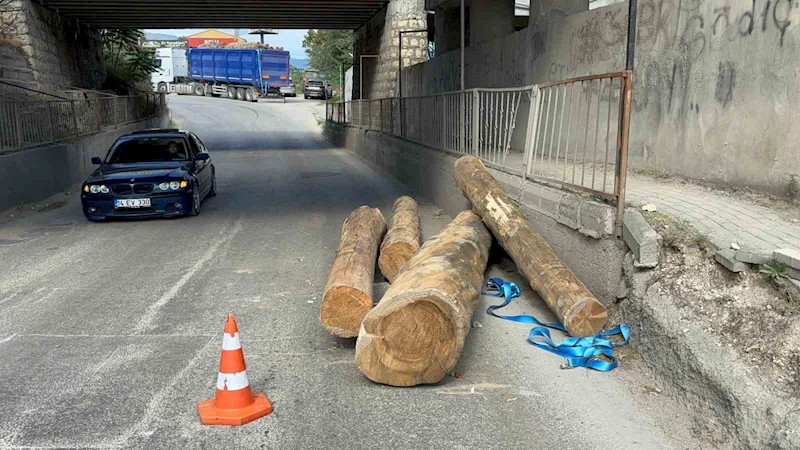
[319,157,608,386]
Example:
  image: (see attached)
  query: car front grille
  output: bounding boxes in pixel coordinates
[133,183,153,194]
[113,184,132,195]
[112,183,153,195]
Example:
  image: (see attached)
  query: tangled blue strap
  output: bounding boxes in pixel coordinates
[483,277,630,372]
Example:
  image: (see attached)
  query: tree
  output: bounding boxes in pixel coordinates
[302,29,353,85]
[99,29,160,89]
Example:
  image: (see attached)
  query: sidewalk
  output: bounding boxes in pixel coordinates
[625,174,800,253]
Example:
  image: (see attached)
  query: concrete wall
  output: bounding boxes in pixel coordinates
[0,111,169,212]
[401,0,800,196]
[353,0,429,99]
[325,122,626,305]
[0,0,103,94]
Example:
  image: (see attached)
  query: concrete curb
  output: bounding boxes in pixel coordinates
[621,254,800,449]
[622,209,660,268]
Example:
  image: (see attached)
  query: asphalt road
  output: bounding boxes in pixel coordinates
[0,95,701,449]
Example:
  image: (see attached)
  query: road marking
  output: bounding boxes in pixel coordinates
[0,334,16,345]
[112,336,216,448]
[132,217,244,335]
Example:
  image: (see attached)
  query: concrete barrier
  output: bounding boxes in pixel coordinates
[0,112,169,212]
[324,123,626,305]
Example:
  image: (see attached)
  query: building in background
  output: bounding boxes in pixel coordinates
[185,30,245,48]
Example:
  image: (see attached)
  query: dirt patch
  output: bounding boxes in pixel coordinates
[641,212,800,396]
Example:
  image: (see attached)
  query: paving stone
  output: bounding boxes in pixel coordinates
[789,267,800,281]
[715,249,750,273]
[773,249,800,270]
[734,248,773,265]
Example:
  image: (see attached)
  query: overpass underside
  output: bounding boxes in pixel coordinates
[30,0,389,28]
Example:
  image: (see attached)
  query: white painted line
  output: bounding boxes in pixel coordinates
[132,217,244,334]
[0,334,16,345]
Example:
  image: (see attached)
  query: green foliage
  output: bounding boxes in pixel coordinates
[100,29,159,86]
[290,65,305,92]
[302,29,353,85]
[759,261,788,280]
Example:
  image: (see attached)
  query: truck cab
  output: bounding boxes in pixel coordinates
[152,48,188,93]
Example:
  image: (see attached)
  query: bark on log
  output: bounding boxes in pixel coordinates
[320,206,387,338]
[453,156,607,337]
[355,211,491,386]
[378,196,422,283]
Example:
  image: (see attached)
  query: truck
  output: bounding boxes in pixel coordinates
[169,48,291,103]
[151,48,188,93]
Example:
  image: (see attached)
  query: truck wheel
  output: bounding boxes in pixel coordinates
[192,84,204,96]
[227,86,236,99]
[245,88,256,102]
[236,88,245,101]
[157,82,168,93]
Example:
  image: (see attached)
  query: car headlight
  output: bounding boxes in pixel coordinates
[99,185,109,194]
[169,181,181,190]
[89,185,109,194]
[158,182,170,191]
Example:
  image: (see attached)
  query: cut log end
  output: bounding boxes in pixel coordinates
[356,294,459,387]
[320,285,374,338]
[565,297,609,337]
[378,241,418,283]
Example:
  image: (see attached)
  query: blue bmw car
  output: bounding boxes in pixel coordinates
[81,129,216,221]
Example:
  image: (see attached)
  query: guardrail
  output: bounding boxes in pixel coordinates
[0,93,165,153]
[326,71,632,234]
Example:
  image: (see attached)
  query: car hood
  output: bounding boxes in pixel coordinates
[89,162,190,182]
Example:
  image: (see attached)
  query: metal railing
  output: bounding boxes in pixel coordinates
[326,71,632,234]
[0,93,165,153]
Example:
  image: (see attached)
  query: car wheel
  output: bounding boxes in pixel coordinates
[189,185,201,216]
[236,88,246,101]
[208,168,217,197]
[304,95,308,99]
[227,86,236,99]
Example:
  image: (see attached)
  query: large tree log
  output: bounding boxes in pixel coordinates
[320,206,387,338]
[355,211,491,386]
[453,156,607,337]
[378,196,422,283]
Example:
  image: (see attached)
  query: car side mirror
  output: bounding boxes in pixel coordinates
[195,153,210,161]
[91,157,102,165]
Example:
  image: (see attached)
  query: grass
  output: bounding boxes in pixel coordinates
[788,175,799,203]
[759,261,788,280]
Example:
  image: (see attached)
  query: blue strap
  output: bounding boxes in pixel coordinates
[483,277,630,371]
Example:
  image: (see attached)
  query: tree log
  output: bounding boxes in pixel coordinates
[320,206,387,338]
[378,196,422,283]
[453,156,607,337]
[355,211,491,386]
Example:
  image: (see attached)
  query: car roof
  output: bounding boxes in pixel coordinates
[119,129,190,140]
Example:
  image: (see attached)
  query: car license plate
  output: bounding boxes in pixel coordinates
[115,198,151,208]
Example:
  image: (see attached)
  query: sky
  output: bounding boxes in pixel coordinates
[144,29,308,58]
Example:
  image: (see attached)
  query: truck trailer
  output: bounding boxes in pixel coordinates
[169,48,290,102]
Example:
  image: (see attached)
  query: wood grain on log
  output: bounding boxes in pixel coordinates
[453,156,607,337]
[355,211,491,386]
[378,196,422,282]
[320,206,387,337]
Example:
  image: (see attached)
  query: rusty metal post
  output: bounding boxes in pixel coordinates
[614,71,633,237]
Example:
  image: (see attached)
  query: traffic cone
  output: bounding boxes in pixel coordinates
[197,313,273,425]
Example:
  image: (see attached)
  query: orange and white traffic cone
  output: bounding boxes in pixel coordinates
[197,313,273,426]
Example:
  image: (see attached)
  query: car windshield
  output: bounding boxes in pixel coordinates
[107,137,190,163]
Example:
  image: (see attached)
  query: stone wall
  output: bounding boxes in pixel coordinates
[400,0,800,196]
[0,0,103,95]
[353,0,429,99]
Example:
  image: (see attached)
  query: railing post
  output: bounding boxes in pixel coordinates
[70,101,79,136]
[472,90,480,156]
[380,99,383,132]
[615,72,633,237]
[14,103,24,149]
[47,102,56,142]
[459,92,465,154]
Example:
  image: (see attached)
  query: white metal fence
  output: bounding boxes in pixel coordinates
[327,71,633,233]
[0,94,165,153]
